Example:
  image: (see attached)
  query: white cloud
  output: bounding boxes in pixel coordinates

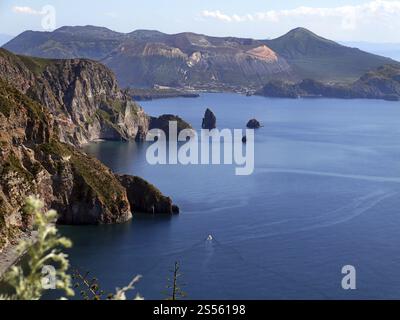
[12,6,45,15]
[201,0,400,31]
[202,10,235,22]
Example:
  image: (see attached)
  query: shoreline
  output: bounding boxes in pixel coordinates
[130,86,400,102]
[127,85,257,101]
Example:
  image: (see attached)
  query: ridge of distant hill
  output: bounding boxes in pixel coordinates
[4,26,398,89]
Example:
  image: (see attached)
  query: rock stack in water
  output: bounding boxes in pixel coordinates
[246,119,261,129]
[202,108,217,130]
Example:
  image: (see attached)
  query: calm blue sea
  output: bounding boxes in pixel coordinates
[60,93,400,299]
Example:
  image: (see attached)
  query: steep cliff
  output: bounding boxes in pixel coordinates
[0,48,150,145]
[0,79,179,251]
[0,80,132,249]
[118,175,179,214]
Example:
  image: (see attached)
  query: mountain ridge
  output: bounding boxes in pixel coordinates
[3,26,399,89]
[264,28,397,83]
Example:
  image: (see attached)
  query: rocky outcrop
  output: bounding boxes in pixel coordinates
[36,141,132,225]
[117,175,179,214]
[256,80,302,98]
[0,78,178,251]
[0,48,150,145]
[257,64,400,101]
[202,108,216,130]
[352,65,400,100]
[247,119,261,129]
[38,59,151,144]
[149,114,193,138]
[0,79,133,249]
[0,50,36,93]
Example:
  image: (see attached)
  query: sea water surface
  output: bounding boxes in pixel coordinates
[61,93,400,299]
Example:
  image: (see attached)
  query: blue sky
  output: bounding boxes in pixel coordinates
[1,0,400,42]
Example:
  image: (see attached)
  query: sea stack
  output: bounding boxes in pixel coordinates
[247,119,261,129]
[202,108,217,129]
[149,114,193,139]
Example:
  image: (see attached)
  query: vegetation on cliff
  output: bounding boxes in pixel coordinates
[118,175,179,214]
[0,72,178,251]
[36,139,132,224]
[0,48,150,145]
[0,79,130,247]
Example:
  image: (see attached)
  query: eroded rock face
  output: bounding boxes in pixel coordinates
[39,59,151,145]
[117,175,179,215]
[0,80,133,249]
[0,49,182,252]
[0,81,124,250]
[0,49,150,146]
[246,119,261,129]
[246,45,278,63]
[37,143,133,225]
[202,108,216,130]
[0,79,179,251]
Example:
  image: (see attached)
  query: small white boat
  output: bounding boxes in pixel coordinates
[206,235,213,241]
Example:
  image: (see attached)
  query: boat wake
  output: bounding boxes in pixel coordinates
[229,189,397,242]
[295,190,397,232]
[259,167,400,184]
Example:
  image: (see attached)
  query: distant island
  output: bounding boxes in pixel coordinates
[3,26,399,94]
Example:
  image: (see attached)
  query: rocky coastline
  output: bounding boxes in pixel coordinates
[0,49,181,273]
[256,65,400,101]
